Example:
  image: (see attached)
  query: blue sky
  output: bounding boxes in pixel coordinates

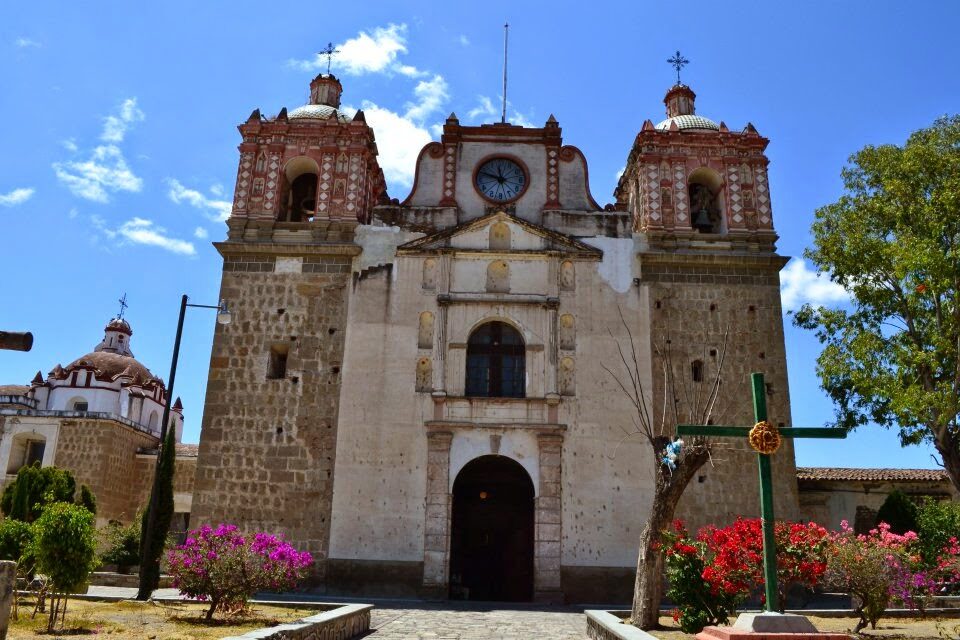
[2,1,957,469]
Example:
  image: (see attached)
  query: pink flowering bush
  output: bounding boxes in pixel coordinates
[167,523,313,620]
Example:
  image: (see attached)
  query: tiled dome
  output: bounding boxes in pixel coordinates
[655,114,720,132]
[288,104,351,122]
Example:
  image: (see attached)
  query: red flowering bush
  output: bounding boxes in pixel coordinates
[167,523,313,620]
[663,518,829,632]
[698,518,830,608]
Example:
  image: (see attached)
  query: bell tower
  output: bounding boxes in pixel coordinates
[192,73,387,584]
[616,74,801,529]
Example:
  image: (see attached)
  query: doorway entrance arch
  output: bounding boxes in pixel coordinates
[449,455,534,601]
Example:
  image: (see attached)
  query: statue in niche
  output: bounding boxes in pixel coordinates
[689,183,721,233]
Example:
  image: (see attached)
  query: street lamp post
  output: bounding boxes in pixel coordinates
[136,294,230,600]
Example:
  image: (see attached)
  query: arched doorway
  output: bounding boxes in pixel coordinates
[449,455,534,601]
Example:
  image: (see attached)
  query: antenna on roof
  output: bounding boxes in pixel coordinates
[501,22,509,124]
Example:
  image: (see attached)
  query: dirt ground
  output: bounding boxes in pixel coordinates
[7,598,319,640]
[647,614,960,640]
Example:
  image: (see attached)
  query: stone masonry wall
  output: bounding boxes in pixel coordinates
[53,419,158,523]
[643,258,801,532]
[192,249,353,582]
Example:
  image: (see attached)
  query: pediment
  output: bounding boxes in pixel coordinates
[396,211,602,258]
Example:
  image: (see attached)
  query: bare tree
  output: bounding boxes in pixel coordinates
[603,309,729,630]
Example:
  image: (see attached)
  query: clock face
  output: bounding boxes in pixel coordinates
[475,157,527,202]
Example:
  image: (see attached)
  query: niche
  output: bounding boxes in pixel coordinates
[691,359,704,383]
[559,314,576,350]
[267,344,289,379]
[486,260,510,293]
[560,260,575,291]
[418,312,435,349]
[422,258,438,290]
[415,357,432,392]
[559,357,576,396]
[489,222,511,250]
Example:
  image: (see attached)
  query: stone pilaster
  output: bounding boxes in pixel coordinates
[422,430,453,597]
[535,433,563,602]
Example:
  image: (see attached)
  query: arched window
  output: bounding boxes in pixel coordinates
[559,261,575,291]
[279,157,319,222]
[688,167,724,234]
[465,322,525,398]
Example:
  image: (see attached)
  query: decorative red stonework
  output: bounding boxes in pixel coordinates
[697,628,851,640]
[230,74,386,224]
[615,84,774,247]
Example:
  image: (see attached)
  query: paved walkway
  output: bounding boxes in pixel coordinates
[83,588,589,639]
[367,602,586,639]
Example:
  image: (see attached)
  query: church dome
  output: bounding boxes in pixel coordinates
[64,351,158,383]
[105,317,132,335]
[655,114,720,132]
[288,104,351,122]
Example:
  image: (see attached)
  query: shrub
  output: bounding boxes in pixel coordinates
[0,464,97,523]
[0,519,33,565]
[916,499,960,567]
[101,517,142,571]
[876,490,919,534]
[663,521,743,633]
[823,521,914,632]
[167,524,313,620]
[32,503,100,631]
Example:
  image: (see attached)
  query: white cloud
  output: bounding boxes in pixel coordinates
[98,217,195,255]
[53,99,144,203]
[459,35,470,46]
[68,207,78,219]
[0,187,35,207]
[166,179,232,221]
[467,96,497,120]
[780,258,849,311]
[209,183,225,197]
[194,227,208,239]
[465,95,532,126]
[360,103,432,188]
[404,75,448,122]
[54,144,143,202]
[15,37,40,48]
[289,24,425,77]
[101,98,145,143]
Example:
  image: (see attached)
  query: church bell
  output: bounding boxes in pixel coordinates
[693,208,713,233]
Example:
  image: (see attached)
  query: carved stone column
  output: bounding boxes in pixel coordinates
[422,430,453,597]
[534,433,563,602]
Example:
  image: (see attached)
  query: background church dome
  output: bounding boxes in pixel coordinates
[64,351,157,383]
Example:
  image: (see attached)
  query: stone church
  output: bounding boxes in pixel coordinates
[191,71,802,603]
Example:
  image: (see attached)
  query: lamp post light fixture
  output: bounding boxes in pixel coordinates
[136,295,230,600]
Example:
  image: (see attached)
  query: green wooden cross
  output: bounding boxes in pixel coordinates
[676,372,846,612]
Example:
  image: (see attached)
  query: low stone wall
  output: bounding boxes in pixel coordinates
[221,604,372,640]
[585,610,658,640]
[89,572,173,589]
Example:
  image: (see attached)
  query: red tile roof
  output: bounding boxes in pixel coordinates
[0,385,29,396]
[797,467,949,482]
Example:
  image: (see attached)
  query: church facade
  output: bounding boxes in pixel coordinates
[191,73,800,603]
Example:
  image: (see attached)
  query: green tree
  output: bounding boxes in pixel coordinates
[137,427,176,599]
[101,515,142,573]
[32,502,99,631]
[78,484,97,515]
[794,115,960,491]
[876,490,919,534]
[0,519,33,564]
[0,464,77,522]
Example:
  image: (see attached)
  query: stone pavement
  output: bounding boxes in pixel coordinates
[366,602,586,639]
[82,588,589,639]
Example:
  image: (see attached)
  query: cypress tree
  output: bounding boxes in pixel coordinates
[138,427,176,598]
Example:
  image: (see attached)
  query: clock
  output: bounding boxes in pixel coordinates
[474,157,527,202]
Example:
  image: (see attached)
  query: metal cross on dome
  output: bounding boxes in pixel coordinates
[319,42,341,75]
[117,293,129,320]
[667,50,689,84]
[676,372,847,612]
